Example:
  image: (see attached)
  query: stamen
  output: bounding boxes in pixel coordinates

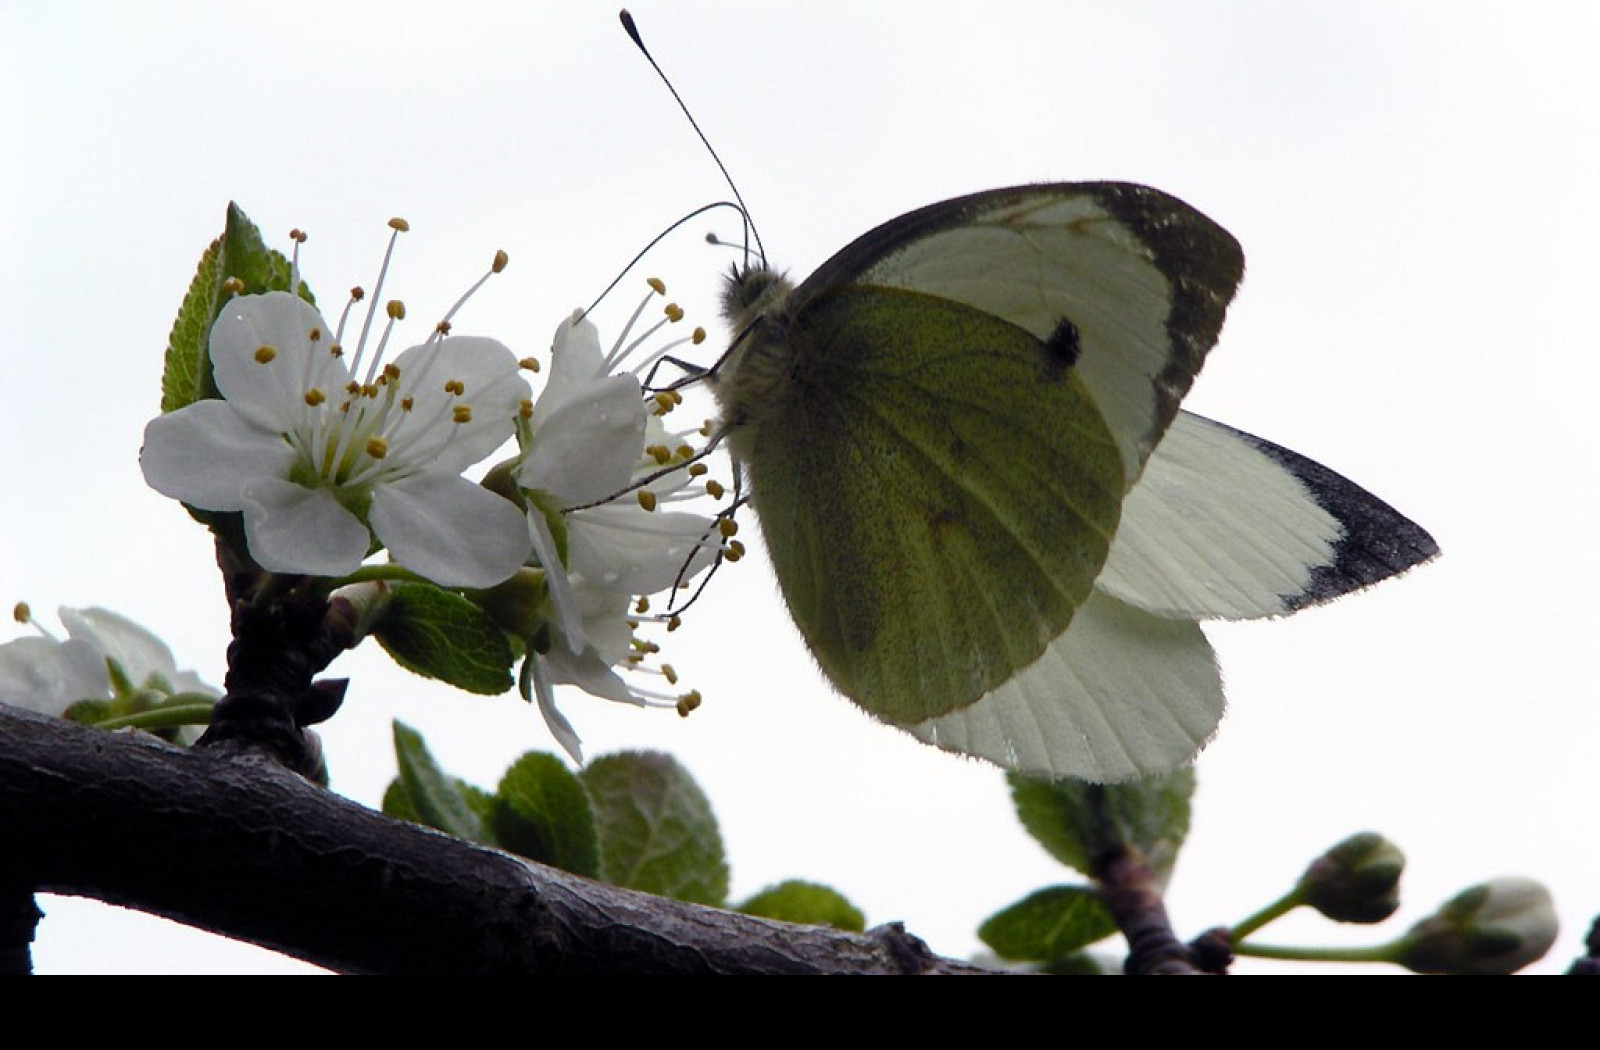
[255,345,277,364]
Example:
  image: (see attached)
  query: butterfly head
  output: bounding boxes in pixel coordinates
[719,260,792,336]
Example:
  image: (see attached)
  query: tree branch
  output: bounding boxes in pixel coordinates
[0,704,998,974]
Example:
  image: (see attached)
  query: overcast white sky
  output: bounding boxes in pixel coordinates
[3,2,1597,974]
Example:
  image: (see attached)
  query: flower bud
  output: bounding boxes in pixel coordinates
[1395,877,1558,975]
[1297,832,1404,923]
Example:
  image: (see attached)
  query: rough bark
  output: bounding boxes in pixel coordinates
[0,703,997,974]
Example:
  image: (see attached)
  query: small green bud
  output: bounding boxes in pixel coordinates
[472,567,551,640]
[1297,832,1405,923]
[1396,877,1558,975]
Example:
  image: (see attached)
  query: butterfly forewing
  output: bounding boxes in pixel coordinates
[797,183,1244,487]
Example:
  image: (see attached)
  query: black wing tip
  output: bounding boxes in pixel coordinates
[1258,439,1441,611]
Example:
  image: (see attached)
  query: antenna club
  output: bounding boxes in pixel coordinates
[619,9,645,50]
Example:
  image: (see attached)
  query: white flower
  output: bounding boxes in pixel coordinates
[513,300,723,761]
[0,606,217,718]
[141,236,533,589]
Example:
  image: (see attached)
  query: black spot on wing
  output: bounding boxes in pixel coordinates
[1217,421,1440,610]
[1042,317,1081,378]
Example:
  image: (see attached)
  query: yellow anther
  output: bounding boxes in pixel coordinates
[652,392,677,415]
[692,327,706,345]
[452,405,472,423]
[718,517,738,538]
[675,443,694,459]
[519,398,533,419]
[387,300,406,320]
[350,286,366,302]
[223,276,245,294]
[307,326,322,342]
[647,445,671,465]
[366,437,388,459]
[384,363,402,381]
[662,663,677,685]
[676,690,702,717]
[635,596,651,614]
[346,380,362,395]
[436,320,452,335]
[12,602,31,624]
[688,463,708,477]
[388,217,410,232]
[637,490,658,512]
[664,303,684,322]
[444,379,465,396]
[725,539,745,562]
[519,356,541,372]
[304,388,326,406]
[492,249,509,273]
[647,276,666,295]
[705,479,726,499]
[401,396,414,411]
[329,343,344,357]
[255,345,277,364]
[667,614,682,631]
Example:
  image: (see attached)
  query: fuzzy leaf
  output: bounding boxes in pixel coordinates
[489,751,600,877]
[579,751,728,905]
[1009,766,1195,884]
[391,720,484,842]
[979,885,1117,961]
[372,581,515,695]
[737,880,866,931]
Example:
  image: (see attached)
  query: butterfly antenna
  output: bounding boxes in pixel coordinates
[583,200,746,319]
[620,9,767,269]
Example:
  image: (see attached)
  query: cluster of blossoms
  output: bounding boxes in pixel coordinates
[134,224,730,760]
[0,604,218,723]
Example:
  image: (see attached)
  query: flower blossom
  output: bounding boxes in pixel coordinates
[141,225,533,588]
[512,295,724,761]
[0,605,217,719]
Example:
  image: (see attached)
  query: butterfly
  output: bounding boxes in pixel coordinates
[708,182,1437,782]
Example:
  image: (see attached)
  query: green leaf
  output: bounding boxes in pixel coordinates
[978,885,1118,962]
[579,751,729,905]
[488,751,600,877]
[391,720,485,842]
[372,581,516,695]
[160,202,307,414]
[381,776,417,823]
[1009,766,1195,884]
[736,880,866,932]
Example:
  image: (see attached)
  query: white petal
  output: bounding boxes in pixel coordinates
[0,636,109,714]
[240,477,373,577]
[386,335,529,474]
[1097,412,1341,620]
[60,606,178,682]
[904,591,1223,783]
[140,400,298,511]
[523,655,584,765]
[369,473,531,588]
[528,507,587,653]
[520,373,646,505]
[210,293,346,432]
[567,505,717,595]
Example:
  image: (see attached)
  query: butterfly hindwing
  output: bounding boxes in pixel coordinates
[1097,412,1441,620]
[742,284,1126,724]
